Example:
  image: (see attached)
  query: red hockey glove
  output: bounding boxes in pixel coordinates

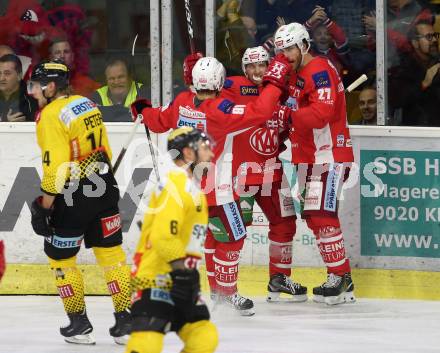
[183,52,204,86]
[0,240,5,282]
[262,53,292,90]
[273,104,293,129]
[130,99,152,122]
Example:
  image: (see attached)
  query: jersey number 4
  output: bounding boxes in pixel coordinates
[43,151,50,166]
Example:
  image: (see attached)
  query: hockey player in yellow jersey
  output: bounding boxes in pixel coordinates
[28,59,132,345]
[125,127,218,353]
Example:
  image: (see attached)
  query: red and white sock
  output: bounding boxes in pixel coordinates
[316,227,350,275]
[213,239,244,296]
[307,217,351,275]
[269,240,293,277]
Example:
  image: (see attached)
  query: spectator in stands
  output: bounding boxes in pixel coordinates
[330,0,376,78]
[91,58,149,122]
[239,0,331,45]
[0,45,14,58]
[363,0,433,68]
[388,19,440,126]
[0,54,38,122]
[49,38,100,98]
[0,45,32,80]
[357,86,377,125]
[216,0,255,75]
[239,0,289,44]
[305,5,350,76]
[331,0,375,44]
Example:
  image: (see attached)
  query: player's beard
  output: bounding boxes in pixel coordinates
[429,45,439,60]
[192,161,211,182]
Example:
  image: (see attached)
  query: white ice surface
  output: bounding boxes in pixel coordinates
[0,296,439,353]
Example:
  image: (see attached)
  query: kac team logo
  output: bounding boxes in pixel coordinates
[249,128,278,156]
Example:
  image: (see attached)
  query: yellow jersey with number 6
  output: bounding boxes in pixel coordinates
[131,167,208,292]
[36,95,112,195]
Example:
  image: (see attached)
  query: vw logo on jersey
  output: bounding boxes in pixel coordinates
[249,128,278,156]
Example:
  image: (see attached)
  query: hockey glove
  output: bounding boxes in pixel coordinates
[130,99,152,122]
[31,196,54,237]
[262,53,292,90]
[169,269,200,304]
[273,104,293,129]
[183,52,204,86]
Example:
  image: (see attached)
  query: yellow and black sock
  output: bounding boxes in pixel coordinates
[93,246,131,312]
[49,256,85,314]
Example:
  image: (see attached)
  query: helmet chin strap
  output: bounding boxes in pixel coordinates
[41,86,55,104]
[299,41,311,68]
[189,151,198,173]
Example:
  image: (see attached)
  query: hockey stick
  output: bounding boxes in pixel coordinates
[131,34,161,183]
[184,0,196,53]
[143,122,161,183]
[113,115,142,174]
[345,74,368,93]
[111,34,144,175]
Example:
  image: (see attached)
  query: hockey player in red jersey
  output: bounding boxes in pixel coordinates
[130,55,292,315]
[274,22,356,305]
[220,46,307,302]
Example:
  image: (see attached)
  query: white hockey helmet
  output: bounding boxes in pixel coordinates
[241,46,270,74]
[192,57,226,91]
[274,22,310,51]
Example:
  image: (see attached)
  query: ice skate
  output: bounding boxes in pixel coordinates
[212,292,255,316]
[313,273,356,305]
[267,273,308,302]
[109,309,131,345]
[222,293,255,316]
[60,310,95,345]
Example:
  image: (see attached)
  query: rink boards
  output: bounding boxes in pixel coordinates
[2,264,440,300]
[1,123,440,298]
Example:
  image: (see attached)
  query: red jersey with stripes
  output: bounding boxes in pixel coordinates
[141,85,282,206]
[286,56,354,164]
[221,76,284,186]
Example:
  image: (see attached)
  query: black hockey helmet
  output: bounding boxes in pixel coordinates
[31,59,69,89]
[167,127,211,159]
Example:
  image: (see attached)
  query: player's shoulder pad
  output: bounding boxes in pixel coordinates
[223,77,234,89]
[173,90,197,107]
[39,102,60,123]
[217,99,235,114]
[155,168,186,196]
[311,69,331,89]
[166,168,189,189]
[170,169,199,198]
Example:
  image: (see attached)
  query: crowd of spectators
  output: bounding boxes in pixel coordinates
[1,0,439,126]
[0,0,151,123]
[215,0,440,127]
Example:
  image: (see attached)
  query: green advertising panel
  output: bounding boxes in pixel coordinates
[360,150,440,258]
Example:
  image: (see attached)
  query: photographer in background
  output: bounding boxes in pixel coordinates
[0,54,38,122]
